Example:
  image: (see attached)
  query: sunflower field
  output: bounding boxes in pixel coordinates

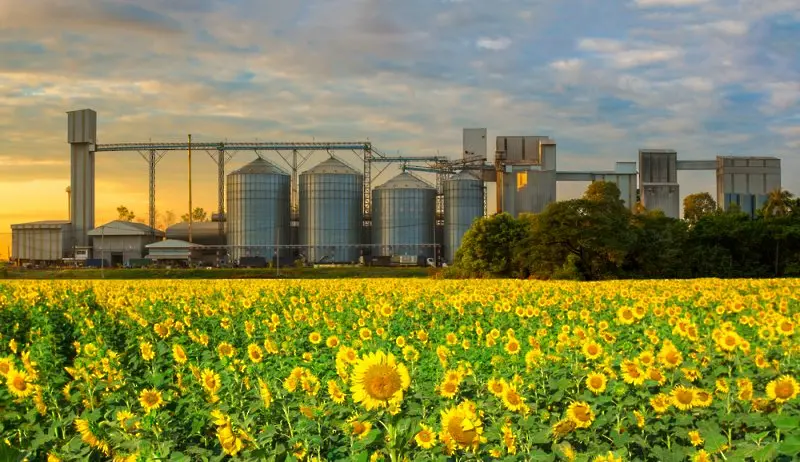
[0,279,799,462]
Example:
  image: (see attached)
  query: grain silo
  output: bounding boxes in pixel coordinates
[372,171,436,259]
[226,158,291,262]
[299,157,363,263]
[443,170,484,263]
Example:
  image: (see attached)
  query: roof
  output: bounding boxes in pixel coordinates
[146,239,205,249]
[11,220,70,229]
[88,220,165,237]
[302,156,361,176]
[375,171,435,190]
[229,158,288,176]
[448,170,481,182]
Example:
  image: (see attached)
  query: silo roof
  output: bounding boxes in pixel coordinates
[302,157,361,176]
[448,170,481,181]
[375,171,436,190]
[230,158,288,175]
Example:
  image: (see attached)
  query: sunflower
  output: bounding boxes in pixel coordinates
[0,356,14,378]
[688,430,703,447]
[414,423,437,449]
[6,369,34,399]
[217,342,235,359]
[650,393,671,414]
[693,389,713,407]
[647,367,666,385]
[440,401,483,451]
[566,401,595,428]
[551,419,576,440]
[140,342,155,361]
[349,418,372,439]
[326,336,340,348]
[172,344,188,364]
[258,378,272,408]
[504,338,521,355]
[139,388,164,413]
[328,380,346,404]
[582,342,603,360]
[350,351,410,410]
[717,330,740,352]
[201,369,221,394]
[633,410,645,428]
[692,450,712,462]
[658,345,682,369]
[616,307,636,325]
[440,380,459,399]
[621,360,645,386]
[74,419,111,456]
[502,384,527,413]
[247,344,263,363]
[487,378,507,397]
[585,372,607,394]
[766,375,799,403]
[308,332,322,344]
[671,385,695,411]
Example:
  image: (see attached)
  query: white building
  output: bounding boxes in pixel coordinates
[88,221,164,266]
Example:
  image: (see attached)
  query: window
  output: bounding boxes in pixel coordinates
[516,172,528,191]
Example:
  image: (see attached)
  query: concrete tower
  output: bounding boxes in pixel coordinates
[67,109,97,247]
[638,149,679,218]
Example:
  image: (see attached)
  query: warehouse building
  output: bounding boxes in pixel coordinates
[88,221,164,266]
[11,220,73,264]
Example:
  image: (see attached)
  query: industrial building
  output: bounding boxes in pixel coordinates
[8,109,783,266]
[87,221,164,266]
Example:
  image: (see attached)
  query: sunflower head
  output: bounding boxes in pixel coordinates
[350,351,410,410]
[766,375,799,403]
[440,401,483,451]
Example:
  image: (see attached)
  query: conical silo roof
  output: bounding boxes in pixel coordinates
[230,158,288,175]
[375,171,436,190]
[448,170,481,181]
[302,157,361,175]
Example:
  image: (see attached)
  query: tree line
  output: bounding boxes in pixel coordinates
[115,206,210,229]
[453,182,800,280]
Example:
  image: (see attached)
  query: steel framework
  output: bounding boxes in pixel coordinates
[95,141,375,234]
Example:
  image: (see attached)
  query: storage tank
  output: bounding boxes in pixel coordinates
[166,222,226,246]
[372,172,436,259]
[226,158,291,262]
[299,157,363,263]
[444,170,484,263]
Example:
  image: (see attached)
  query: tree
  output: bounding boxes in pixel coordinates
[760,188,794,218]
[116,205,135,221]
[683,192,717,225]
[454,213,529,277]
[158,210,178,230]
[181,208,209,223]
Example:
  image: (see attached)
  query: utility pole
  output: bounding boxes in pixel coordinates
[188,134,193,244]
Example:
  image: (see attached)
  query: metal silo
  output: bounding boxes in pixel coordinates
[299,157,363,263]
[226,158,291,262]
[372,171,437,259]
[444,170,484,263]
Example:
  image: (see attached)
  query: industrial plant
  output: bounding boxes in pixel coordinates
[10,109,783,267]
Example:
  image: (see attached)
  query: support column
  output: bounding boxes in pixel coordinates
[149,150,156,232]
[67,109,97,247]
[217,148,225,239]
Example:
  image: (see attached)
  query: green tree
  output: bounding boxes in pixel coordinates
[760,188,794,217]
[454,213,529,277]
[181,207,209,223]
[683,192,717,224]
[116,205,135,221]
[515,182,633,280]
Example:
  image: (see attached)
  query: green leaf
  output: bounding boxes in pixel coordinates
[753,443,779,462]
[772,414,800,432]
[703,431,728,453]
[530,429,551,445]
[779,436,800,456]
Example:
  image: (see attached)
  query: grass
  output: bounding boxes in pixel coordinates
[0,266,432,280]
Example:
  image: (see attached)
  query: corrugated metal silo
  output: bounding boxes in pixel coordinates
[226,158,291,262]
[299,157,363,263]
[444,170,484,263]
[372,172,436,258]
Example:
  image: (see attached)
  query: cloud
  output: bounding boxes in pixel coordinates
[0,0,798,244]
[632,0,709,7]
[476,37,512,51]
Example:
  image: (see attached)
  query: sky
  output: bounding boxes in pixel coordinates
[1,0,799,259]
